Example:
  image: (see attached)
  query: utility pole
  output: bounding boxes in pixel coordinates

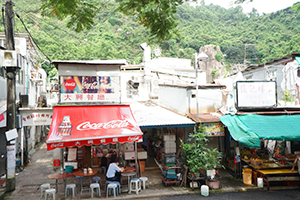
[5,0,16,192]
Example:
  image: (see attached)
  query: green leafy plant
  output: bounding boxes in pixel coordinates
[180,126,222,173]
[282,89,293,102]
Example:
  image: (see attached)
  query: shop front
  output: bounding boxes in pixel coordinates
[46,105,143,171]
[130,101,195,166]
[220,113,300,188]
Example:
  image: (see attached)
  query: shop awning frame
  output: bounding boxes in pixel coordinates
[46,105,143,150]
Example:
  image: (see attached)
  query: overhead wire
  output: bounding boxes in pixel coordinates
[13,3,96,60]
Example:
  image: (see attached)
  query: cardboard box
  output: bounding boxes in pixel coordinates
[163,134,176,141]
[250,158,263,168]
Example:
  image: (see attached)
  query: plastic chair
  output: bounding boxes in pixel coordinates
[89,183,101,198]
[139,177,149,190]
[45,188,56,200]
[129,178,141,194]
[104,180,121,194]
[92,176,102,187]
[76,176,85,187]
[65,183,76,198]
[40,183,50,198]
[106,183,119,198]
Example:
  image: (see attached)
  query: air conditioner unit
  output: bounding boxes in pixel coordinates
[1,50,17,67]
[15,38,26,56]
[150,79,159,97]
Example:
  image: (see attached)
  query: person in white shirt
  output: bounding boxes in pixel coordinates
[106,160,124,183]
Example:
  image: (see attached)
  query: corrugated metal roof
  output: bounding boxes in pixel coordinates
[130,101,195,128]
[187,113,223,123]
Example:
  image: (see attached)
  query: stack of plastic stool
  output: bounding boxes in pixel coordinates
[65,183,76,198]
[89,183,101,198]
[139,177,149,190]
[45,188,56,200]
[40,183,50,198]
[129,178,141,194]
[104,180,121,194]
[106,183,119,198]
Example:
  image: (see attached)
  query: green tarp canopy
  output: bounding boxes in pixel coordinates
[296,56,300,65]
[220,114,300,148]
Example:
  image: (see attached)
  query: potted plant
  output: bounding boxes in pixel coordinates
[180,126,222,178]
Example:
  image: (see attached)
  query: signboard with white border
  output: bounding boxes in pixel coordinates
[236,81,277,109]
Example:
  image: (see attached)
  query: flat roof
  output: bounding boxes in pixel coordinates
[52,60,128,68]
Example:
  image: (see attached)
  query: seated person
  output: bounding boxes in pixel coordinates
[291,154,300,172]
[106,159,124,183]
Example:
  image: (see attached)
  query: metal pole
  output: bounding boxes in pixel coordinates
[5,0,16,192]
[134,141,138,177]
[195,53,199,120]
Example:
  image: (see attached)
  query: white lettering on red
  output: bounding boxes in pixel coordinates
[128,136,140,141]
[50,143,64,148]
[76,119,130,131]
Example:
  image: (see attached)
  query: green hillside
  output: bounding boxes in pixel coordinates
[5,0,300,76]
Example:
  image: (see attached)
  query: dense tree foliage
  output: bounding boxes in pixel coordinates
[5,0,300,77]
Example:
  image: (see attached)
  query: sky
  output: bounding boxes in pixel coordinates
[201,0,299,14]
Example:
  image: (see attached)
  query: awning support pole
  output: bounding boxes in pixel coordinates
[135,141,138,177]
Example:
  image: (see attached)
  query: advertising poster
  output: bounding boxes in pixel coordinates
[202,122,224,137]
[7,145,16,179]
[60,76,119,103]
[67,148,77,161]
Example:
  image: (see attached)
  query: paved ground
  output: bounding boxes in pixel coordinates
[157,189,300,200]
[2,142,299,200]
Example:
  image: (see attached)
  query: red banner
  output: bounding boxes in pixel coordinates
[46,105,142,150]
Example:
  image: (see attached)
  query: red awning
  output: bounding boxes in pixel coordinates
[46,105,142,150]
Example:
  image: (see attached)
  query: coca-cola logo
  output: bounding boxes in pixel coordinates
[50,143,64,148]
[128,136,140,141]
[64,79,76,90]
[76,119,131,131]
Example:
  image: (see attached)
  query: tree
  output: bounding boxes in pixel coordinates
[40,0,196,43]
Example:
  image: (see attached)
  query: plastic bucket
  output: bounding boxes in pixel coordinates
[201,185,209,197]
[242,168,252,185]
[65,165,74,173]
[139,161,146,172]
[257,178,263,188]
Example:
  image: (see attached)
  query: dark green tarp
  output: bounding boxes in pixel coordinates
[220,114,300,148]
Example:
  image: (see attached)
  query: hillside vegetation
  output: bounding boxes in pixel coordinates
[6,0,300,76]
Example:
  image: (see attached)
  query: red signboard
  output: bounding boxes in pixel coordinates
[46,105,142,151]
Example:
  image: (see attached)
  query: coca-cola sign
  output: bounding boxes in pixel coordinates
[76,119,131,131]
[64,79,76,90]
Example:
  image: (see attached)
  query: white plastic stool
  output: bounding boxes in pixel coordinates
[90,183,101,198]
[129,178,141,194]
[65,183,76,198]
[40,183,50,198]
[45,188,56,200]
[106,183,118,198]
[139,177,149,190]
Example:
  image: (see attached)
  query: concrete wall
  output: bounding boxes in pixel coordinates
[0,127,6,175]
[188,88,223,113]
[242,59,291,100]
[159,86,188,115]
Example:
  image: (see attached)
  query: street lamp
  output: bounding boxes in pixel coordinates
[195,52,208,120]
